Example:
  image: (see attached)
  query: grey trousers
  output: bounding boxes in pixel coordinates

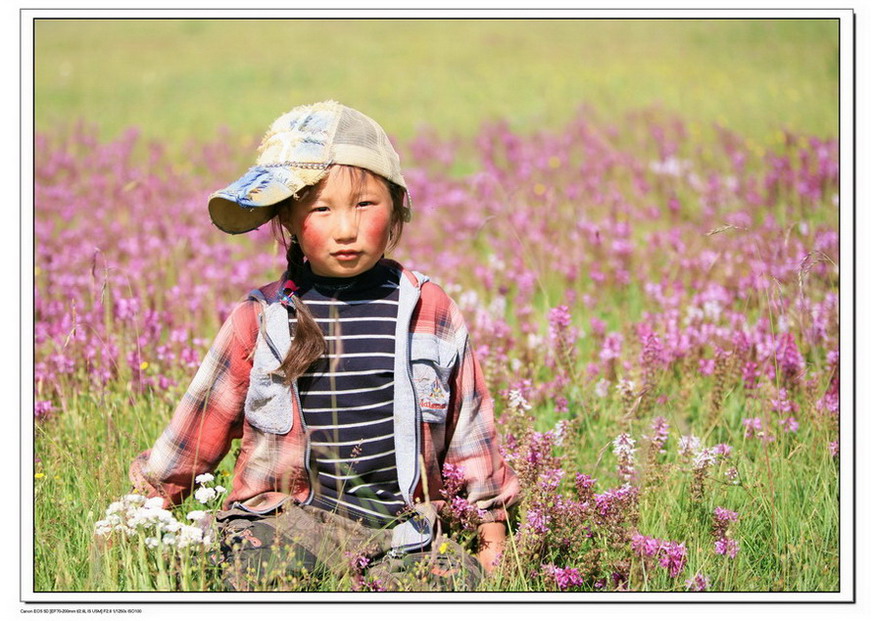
[215,503,483,591]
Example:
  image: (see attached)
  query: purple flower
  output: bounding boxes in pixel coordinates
[34,400,54,420]
[542,564,585,591]
[539,468,565,493]
[659,541,688,578]
[714,537,740,558]
[632,533,687,578]
[525,507,550,535]
[713,443,733,457]
[685,572,710,591]
[713,507,739,524]
[771,388,799,414]
[599,332,623,362]
[742,417,762,438]
[547,305,572,331]
[647,416,670,451]
[779,416,799,432]
[631,533,663,557]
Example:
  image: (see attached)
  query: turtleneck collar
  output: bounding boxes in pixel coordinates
[299,260,389,296]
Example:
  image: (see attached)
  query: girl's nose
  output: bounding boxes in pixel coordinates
[333,210,359,242]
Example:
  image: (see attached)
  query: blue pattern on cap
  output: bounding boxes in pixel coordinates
[216,166,289,208]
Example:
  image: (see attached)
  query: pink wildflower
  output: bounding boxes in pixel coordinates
[599,332,623,362]
[779,417,800,433]
[612,433,637,482]
[713,443,733,458]
[742,417,762,438]
[542,564,585,591]
[34,400,54,420]
[714,537,740,558]
[685,573,710,591]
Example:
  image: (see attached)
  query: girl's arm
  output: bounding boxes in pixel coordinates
[128,299,258,507]
[437,294,520,543]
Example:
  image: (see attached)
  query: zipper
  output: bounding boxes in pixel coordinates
[401,274,425,507]
[404,344,422,503]
[292,377,315,505]
[285,300,315,505]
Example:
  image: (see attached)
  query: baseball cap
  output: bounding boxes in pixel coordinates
[208,100,410,234]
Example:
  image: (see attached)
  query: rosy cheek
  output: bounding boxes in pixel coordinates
[298,220,329,248]
[361,211,391,243]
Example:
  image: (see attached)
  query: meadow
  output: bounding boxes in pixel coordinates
[32,19,840,593]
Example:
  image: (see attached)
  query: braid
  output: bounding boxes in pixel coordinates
[277,242,326,383]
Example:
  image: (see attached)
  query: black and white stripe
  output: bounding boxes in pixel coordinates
[293,264,406,528]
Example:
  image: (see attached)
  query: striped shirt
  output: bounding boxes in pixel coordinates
[129,259,520,530]
[294,264,406,527]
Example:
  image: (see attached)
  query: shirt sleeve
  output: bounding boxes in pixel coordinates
[128,298,259,508]
[442,298,520,523]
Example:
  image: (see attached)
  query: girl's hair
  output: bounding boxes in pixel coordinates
[270,165,407,383]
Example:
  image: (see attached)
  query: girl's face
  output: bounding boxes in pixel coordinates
[284,166,394,278]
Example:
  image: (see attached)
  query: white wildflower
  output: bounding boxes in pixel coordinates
[458,290,479,312]
[162,534,176,546]
[144,496,165,510]
[214,486,227,494]
[684,305,704,325]
[553,420,571,446]
[507,389,532,413]
[488,296,507,317]
[94,520,112,537]
[194,473,215,485]
[679,435,701,458]
[144,537,160,549]
[703,300,722,321]
[612,433,637,458]
[105,501,124,516]
[615,378,636,394]
[194,486,217,504]
[692,447,717,469]
[186,510,207,522]
[176,525,204,548]
[594,378,610,398]
[124,494,146,503]
[527,333,544,350]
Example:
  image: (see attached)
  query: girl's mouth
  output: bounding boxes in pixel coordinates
[332,251,361,260]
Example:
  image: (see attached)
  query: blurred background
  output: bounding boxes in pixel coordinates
[35,18,838,155]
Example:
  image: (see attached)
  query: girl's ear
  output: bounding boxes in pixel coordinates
[275,199,296,232]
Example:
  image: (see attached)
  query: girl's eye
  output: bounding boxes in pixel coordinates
[357,201,374,208]
[312,206,330,213]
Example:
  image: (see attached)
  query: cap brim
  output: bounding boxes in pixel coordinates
[207,166,298,234]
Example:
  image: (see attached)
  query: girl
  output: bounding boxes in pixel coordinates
[129,101,519,591]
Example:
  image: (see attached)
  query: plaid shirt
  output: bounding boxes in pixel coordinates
[130,260,519,525]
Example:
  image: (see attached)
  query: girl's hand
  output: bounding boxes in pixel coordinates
[476,522,507,574]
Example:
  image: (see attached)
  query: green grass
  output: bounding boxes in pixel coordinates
[34,369,839,592]
[32,15,840,594]
[35,18,838,152]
